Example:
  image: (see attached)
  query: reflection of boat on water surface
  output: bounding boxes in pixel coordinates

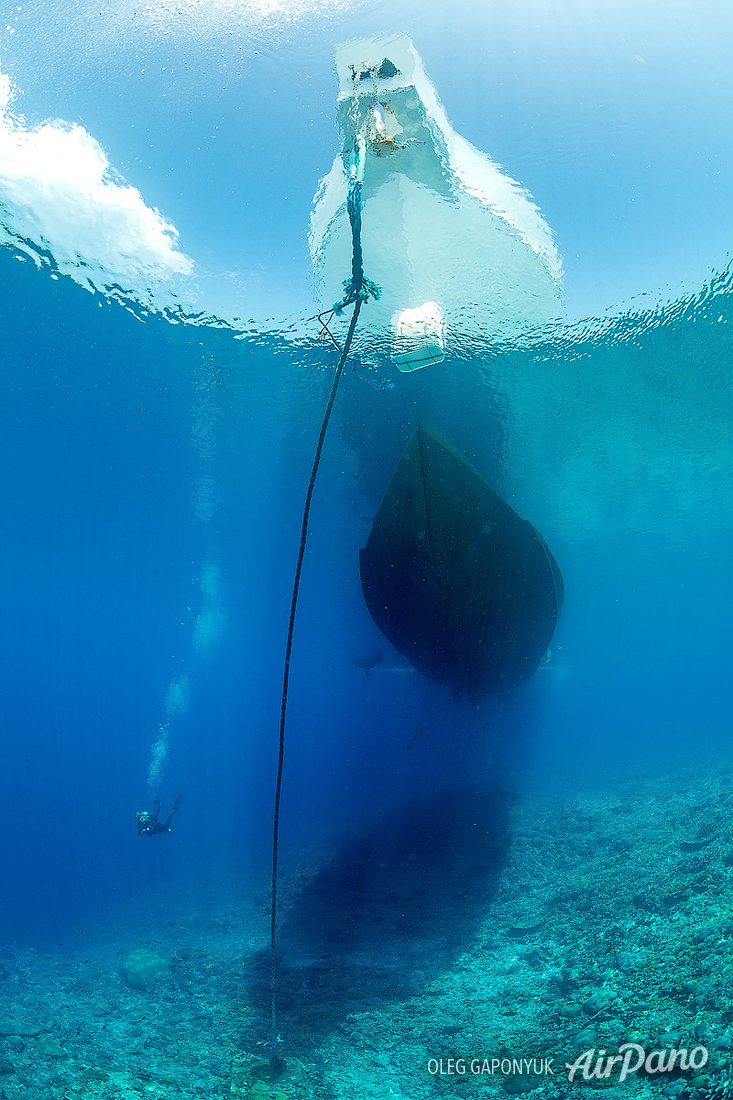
[310,32,564,360]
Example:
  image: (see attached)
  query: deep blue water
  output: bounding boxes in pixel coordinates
[0,1,731,966]
[3,10,733,1095]
[1,231,732,948]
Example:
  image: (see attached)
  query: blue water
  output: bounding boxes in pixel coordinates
[1,230,732,950]
[1,8,733,1092]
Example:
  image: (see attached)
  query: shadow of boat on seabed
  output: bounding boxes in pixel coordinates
[244,782,511,1041]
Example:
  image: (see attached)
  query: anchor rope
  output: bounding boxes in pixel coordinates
[334,175,381,313]
[269,172,380,1054]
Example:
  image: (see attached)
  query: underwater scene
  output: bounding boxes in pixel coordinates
[1,1,733,1098]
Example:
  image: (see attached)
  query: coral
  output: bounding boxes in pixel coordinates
[122,949,169,990]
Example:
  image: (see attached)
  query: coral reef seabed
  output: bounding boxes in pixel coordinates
[1,758,733,1099]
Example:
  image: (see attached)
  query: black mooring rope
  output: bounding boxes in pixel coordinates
[269,174,380,1056]
[334,175,381,314]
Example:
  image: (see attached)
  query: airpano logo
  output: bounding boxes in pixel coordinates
[426,1044,708,1084]
[566,1043,708,1083]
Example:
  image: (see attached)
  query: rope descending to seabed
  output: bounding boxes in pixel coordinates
[268,165,381,1063]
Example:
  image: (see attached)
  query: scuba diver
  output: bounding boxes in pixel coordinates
[136,793,184,837]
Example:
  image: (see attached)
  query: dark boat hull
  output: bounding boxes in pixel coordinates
[359,423,564,702]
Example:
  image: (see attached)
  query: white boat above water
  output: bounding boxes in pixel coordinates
[310,32,564,366]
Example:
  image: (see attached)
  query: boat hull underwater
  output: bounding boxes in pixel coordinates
[359,423,564,703]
